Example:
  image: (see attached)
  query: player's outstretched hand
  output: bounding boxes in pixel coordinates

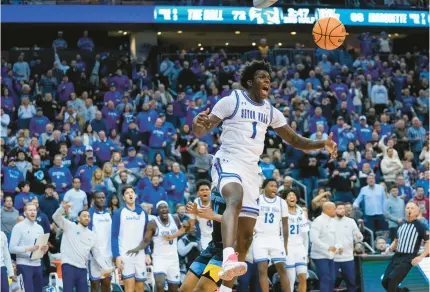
[186,202,198,216]
[126,247,141,257]
[198,207,214,220]
[325,132,338,159]
[193,108,212,129]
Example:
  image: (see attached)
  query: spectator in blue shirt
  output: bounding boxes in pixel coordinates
[14,181,36,215]
[163,163,188,213]
[408,117,426,165]
[75,156,98,194]
[52,31,68,51]
[48,154,73,199]
[77,30,94,52]
[356,116,373,147]
[56,75,74,107]
[259,155,276,179]
[309,107,329,134]
[290,72,305,95]
[136,103,158,144]
[396,175,415,204]
[90,111,109,136]
[29,108,50,137]
[318,54,332,75]
[148,118,167,164]
[140,176,168,215]
[104,84,122,107]
[353,174,387,232]
[329,76,349,99]
[102,101,120,133]
[38,184,60,224]
[2,157,24,197]
[305,70,321,90]
[13,54,30,82]
[123,147,146,174]
[93,131,118,164]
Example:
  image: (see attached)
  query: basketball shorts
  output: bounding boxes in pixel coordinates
[286,244,308,275]
[89,256,113,281]
[153,256,180,284]
[122,253,147,282]
[189,243,223,285]
[253,235,287,264]
[212,157,264,218]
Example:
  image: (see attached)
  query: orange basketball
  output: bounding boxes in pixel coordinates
[312,17,348,50]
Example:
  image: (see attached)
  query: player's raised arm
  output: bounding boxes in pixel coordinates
[192,108,222,138]
[126,220,156,256]
[273,124,338,158]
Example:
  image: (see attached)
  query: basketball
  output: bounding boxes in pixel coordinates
[312,17,348,50]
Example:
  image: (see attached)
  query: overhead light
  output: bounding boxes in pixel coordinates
[235,31,240,34]
[225,42,229,46]
[157,32,161,35]
[200,47,204,51]
[278,42,282,46]
[252,42,256,46]
[123,32,128,35]
[388,34,392,37]
[198,43,202,47]
[291,31,297,35]
[177,30,183,34]
[394,33,399,36]
[118,30,123,33]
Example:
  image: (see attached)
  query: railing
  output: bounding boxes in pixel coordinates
[1,0,427,9]
[157,52,242,67]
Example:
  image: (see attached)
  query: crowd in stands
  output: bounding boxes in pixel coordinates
[1,27,429,291]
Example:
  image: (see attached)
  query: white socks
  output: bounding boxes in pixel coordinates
[219,285,233,292]
[222,247,235,263]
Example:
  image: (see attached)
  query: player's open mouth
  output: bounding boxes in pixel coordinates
[261,84,270,95]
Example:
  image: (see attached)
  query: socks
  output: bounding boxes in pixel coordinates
[222,247,235,263]
[219,285,233,292]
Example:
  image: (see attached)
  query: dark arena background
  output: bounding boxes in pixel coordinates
[1,0,429,292]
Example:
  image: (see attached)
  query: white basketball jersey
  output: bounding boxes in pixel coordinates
[287,206,310,246]
[254,195,288,237]
[153,214,179,258]
[91,210,112,258]
[187,197,213,250]
[211,90,287,172]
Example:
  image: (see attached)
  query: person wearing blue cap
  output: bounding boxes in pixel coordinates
[305,70,322,90]
[2,157,24,197]
[370,78,388,116]
[123,147,146,174]
[29,107,50,137]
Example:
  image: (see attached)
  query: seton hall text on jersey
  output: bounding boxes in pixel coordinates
[260,206,280,213]
[241,109,269,124]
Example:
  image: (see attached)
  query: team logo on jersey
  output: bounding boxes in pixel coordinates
[256,198,260,205]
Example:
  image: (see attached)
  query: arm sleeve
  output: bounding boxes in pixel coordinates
[91,242,110,270]
[351,219,364,242]
[9,225,26,255]
[281,200,288,218]
[353,190,364,208]
[210,92,237,120]
[52,206,72,231]
[270,106,287,129]
[111,209,121,259]
[177,238,196,257]
[310,220,330,252]
[2,233,14,277]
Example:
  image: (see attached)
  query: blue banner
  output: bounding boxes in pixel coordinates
[1,5,428,27]
[154,6,429,27]
[1,5,155,23]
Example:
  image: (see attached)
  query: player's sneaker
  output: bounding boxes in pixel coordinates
[218,252,247,281]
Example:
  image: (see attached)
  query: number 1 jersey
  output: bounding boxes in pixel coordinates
[211,89,286,173]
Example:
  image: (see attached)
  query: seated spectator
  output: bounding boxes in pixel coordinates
[374,237,387,254]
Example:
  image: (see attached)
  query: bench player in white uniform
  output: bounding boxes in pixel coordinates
[253,178,290,292]
[186,180,213,250]
[111,185,149,292]
[192,60,338,287]
[89,191,113,292]
[127,201,186,292]
[285,191,309,292]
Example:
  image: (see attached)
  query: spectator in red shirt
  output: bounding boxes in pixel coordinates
[411,186,429,220]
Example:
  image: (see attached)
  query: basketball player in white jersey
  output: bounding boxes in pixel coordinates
[192,60,338,290]
[89,191,113,292]
[127,201,187,292]
[253,178,290,292]
[186,180,213,250]
[285,191,309,292]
